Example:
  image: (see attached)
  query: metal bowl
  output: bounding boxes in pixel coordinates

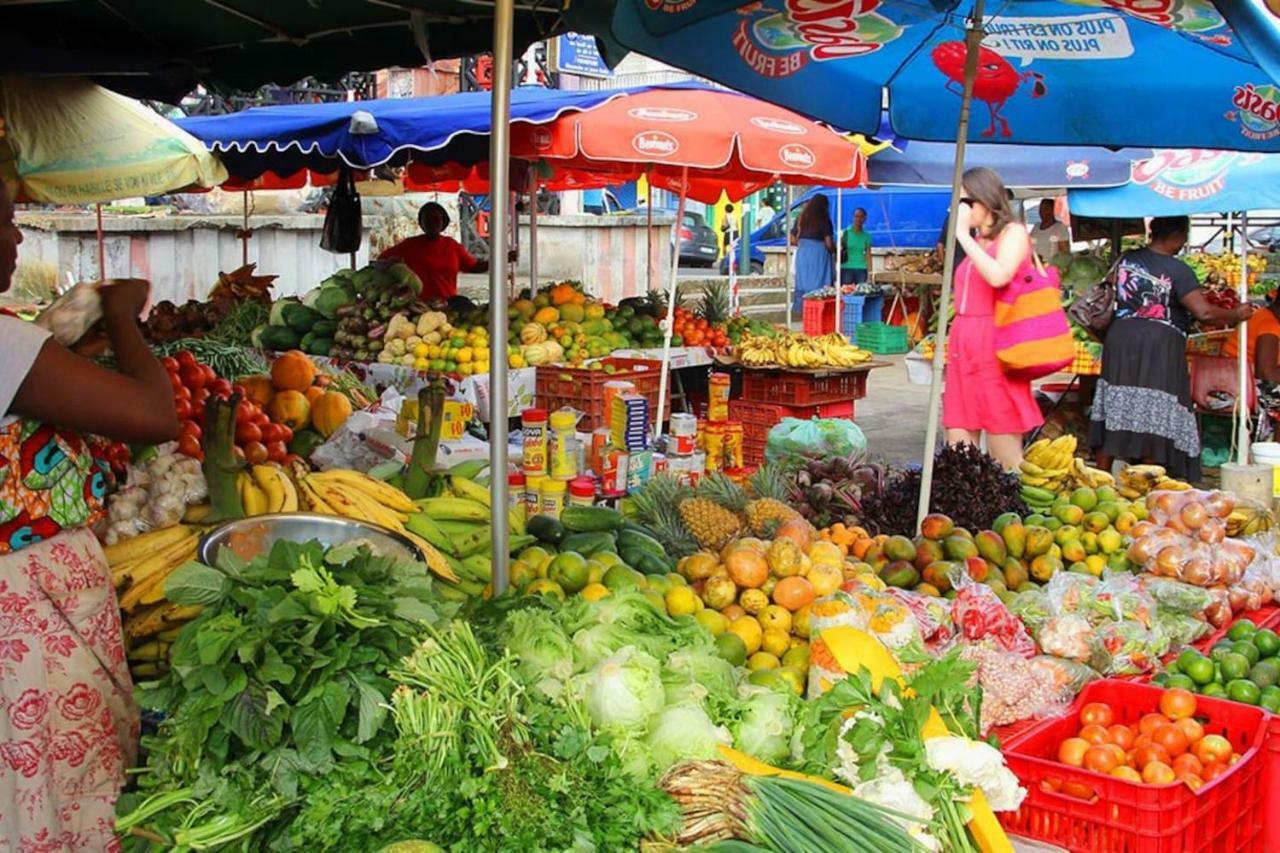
[198,513,423,566]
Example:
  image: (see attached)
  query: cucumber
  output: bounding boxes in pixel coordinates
[560,505,624,533]
[625,549,673,576]
[527,514,566,545]
[560,532,617,557]
[617,528,665,560]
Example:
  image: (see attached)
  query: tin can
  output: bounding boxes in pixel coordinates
[724,421,744,469]
[524,474,545,519]
[568,476,596,507]
[704,423,726,472]
[667,412,698,456]
[507,470,526,511]
[652,453,667,475]
[549,409,580,480]
[708,372,731,422]
[590,428,611,475]
[601,449,629,495]
[521,408,549,475]
[540,477,567,519]
[601,380,637,429]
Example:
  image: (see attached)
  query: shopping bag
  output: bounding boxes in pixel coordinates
[1067,260,1118,340]
[320,166,362,254]
[993,253,1074,380]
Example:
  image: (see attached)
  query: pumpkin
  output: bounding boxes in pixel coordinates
[519,322,547,345]
[268,389,311,430]
[311,391,353,438]
[550,283,577,306]
[305,386,325,404]
[240,374,275,407]
[271,350,317,392]
[532,306,560,326]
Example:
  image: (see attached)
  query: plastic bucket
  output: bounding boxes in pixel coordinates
[1250,442,1280,495]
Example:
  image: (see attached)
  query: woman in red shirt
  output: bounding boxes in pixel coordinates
[380,202,485,300]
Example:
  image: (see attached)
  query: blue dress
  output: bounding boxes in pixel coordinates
[792,221,834,315]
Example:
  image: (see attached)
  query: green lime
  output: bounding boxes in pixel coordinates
[1232,640,1261,666]
[1262,689,1280,714]
[1176,648,1204,673]
[1201,682,1229,699]
[1220,652,1252,682]
[716,632,748,667]
[1184,656,1216,686]
[1211,644,1236,663]
[1227,679,1262,705]
[1165,673,1196,691]
[1150,672,1171,687]
[1254,629,1280,658]
[1228,619,1259,642]
[1262,685,1280,706]
[1250,660,1280,690]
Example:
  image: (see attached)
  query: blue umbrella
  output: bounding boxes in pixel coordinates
[869,138,1146,188]
[594,1,1280,152]
[1068,149,1280,216]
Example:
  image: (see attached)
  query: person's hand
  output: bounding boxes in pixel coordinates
[1236,304,1258,323]
[954,203,972,238]
[70,327,110,359]
[98,278,150,320]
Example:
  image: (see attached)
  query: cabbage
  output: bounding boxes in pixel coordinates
[647,703,732,772]
[611,733,654,780]
[731,685,798,765]
[562,589,712,670]
[662,648,739,707]
[500,608,576,688]
[583,646,665,732]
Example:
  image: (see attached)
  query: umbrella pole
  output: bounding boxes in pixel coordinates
[1238,210,1251,464]
[655,167,689,438]
[785,186,794,327]
[917,0,985,530]
[242,190,250,266]
[835,187,843,332]
[488,0,515,594]
[96,203,105,280]
[529,171,538,295]
[647,168,654,294]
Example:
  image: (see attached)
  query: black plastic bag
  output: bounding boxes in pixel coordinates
[320,166,362,253]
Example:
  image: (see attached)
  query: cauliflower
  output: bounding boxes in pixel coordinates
[924,736,1026,812]
[851,766,938,852]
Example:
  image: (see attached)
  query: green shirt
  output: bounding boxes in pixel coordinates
[841,227,872,270]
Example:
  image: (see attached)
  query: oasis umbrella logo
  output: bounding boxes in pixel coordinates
[750,116,806,135]
[528,127,554,151]
[1230,83,1280,141]
[645,0,698,12]
[731,1,905,79]
[778,143,816,168]
[632,131,680,157]
[626,107,698,122]
[1130,149,1264,201]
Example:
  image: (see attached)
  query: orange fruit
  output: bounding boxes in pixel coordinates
[773,576,816,612]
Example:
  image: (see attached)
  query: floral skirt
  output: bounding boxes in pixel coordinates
[0,528,137,852]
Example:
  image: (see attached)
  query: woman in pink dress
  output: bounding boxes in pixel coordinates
[943,167,1042,469]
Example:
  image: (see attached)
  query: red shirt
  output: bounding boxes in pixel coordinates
[379,234,477,300]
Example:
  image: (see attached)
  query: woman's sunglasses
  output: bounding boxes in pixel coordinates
[960,196,981,206]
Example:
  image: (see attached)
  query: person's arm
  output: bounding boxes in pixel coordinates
[864,235,873,271]
[824,234,836,253]
[11,280,178,443]
[1255,334,1280,383]
[1182,291,1255,326]
[956,217,1030,289]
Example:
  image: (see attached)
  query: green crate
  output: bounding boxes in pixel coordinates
[855,322,908,354]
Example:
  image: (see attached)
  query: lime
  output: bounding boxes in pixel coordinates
[1150,672,1170,687]
[1232,640,1261,666]
[1254,628,1280,658]
[1227,679,1262,706]
[1262,687,1280,713]
[716,632,748,666]
[1184,656,1216,686]
[1201,683,1228,699]
[1211,642,1235,659]
[1165,673,1196,691]
[1176,648,1205,672]
[1228,619,1259,642]
[1262,684,1280,706]
[548,552,590,593]
[1220,652,1252,682]
[1251,661,1280,689]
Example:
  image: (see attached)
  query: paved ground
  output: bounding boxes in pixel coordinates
[855,354,935,467]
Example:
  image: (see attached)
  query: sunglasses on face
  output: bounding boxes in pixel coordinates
[960,196,981,207]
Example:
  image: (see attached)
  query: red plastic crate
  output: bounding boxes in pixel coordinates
[1267,716,1280,849]
[1192,606,1280,654]
[1000,680,1268,853]
[731,398,857,465]
[802,297,835,335]
[739,367,869,406]
[535,357,671,431]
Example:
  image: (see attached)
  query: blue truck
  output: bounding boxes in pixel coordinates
[720,186,953,275]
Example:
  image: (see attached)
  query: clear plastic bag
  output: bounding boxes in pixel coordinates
[951,577,1037,658]
[961,642,1063,734]
[1029,655,1101,698]
[1137,576,1216,615]
[765,417,866,464]
[1127,490,1254,587]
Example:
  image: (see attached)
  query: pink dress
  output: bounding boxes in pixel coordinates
[943,243,1043,434]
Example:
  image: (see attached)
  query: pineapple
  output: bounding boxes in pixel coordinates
[746,464,803,537]
[631,475,699,557]
[698,280,731,327]
[679,473,747,551]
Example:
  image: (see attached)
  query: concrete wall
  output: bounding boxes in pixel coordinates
[15,210,675,307]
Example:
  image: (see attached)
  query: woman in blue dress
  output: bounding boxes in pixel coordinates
[789,195,835,317]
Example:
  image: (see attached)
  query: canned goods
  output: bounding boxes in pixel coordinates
[549,409,580,480]
[708,373,731,422]
[524,474,545,519]
[521,408,549,475]
[704,423,726,472]
[724,421,744,469]
[540,477,567,519]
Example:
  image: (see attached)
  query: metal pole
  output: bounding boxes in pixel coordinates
[655,167,689,437]
[1238,211,1251,464]
[917,1,985,530]
[646,169,654,293]
[835,187,843,332]
[96,203,105,279]
[242,190,250,266]
[785,186,795,327]
[528,171,538,294]
[488,0,514,593]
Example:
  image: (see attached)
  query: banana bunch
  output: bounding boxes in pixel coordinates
[737,331,872,369]
[404,463,535,600]
[1228,505,1274,537]
[107,524,206,676]
[1069,456,1116,490]
[1019,435,1078,493]
[291,464,460,584]
[236,464,300,516]
[1116,464,1189,499]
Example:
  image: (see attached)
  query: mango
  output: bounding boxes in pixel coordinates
[919,513,955,541]
[1054,525,1080,547]
[1107,551,1131,572]
[913,538,945,572]
[1053,504,1085,526]
[1131,501,1149,521]
[1001,522,1027,559]
[1096,501,1123,523]
[1043,517,1062,532]
[1085,554,1107,577]
[992,512,1021,534]
[1096,485,1119,504]
[986,578,1008,596]
[964,556,989,583]
[915,582,942,598]
[943,534,978,562]
[1016,581,1039,593]
[1070,487,1098,511]
[1024,526,1054,558]
[1030,554,1063,583]
[880,560,920,589]
[1024,514,1046,527]
[1047,543,1063,561]
[1068,561,1091,575]
[923,561,956,593]
[984,562,1006,587]
[1003,558,1029,590]
[949,527,974,542]
[974,530,1008,566]
[863,543,887,571]
[1114,511,1138,535]
[1098,529,1124,555]
[883,535,918,563]
[1083,511,1111,533]
[1081,531,1100,554]
[1061,539,1087,564]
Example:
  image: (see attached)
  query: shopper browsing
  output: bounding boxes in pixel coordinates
[840,207,873,287]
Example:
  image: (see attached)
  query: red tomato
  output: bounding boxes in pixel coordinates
[1078,724,1111,746]
[176,351,198,370]
[1137,713,1170,738]
[1151,724,1189,758]
[1202,761,1229,782]
[175,399,193,421]
[180,365,207,389]
[209,379,233,399]
[232,445,246,462]
[236,422,263,445]
[265,440,287,463]
[190,402,206,424]
[277,425,294,444]
[179,420,202,440]
[243,441,269,465]
[173,385,192,402]
[1194,735,1232,766]
[252,411,271,428]
[259,423,283,444]
[1080,703,1115,728]
[160,356,180,373]
[231,383,248,398]
[201,364,217,386]
[235,402,256,425]
[177,434,202,457]
[193,387,211,405]
[169,372,185,392]
[1108,725,1135,750]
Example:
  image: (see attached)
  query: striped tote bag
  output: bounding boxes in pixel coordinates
[993,253,1074,380]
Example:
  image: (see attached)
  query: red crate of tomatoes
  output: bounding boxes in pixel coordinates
[999,680,1268,853]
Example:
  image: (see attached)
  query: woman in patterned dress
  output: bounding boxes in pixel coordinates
[1090,216,1254,481]
[0,180,178,850]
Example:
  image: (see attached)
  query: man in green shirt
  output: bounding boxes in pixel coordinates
[840,207,873,286]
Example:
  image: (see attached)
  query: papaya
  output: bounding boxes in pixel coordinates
[974,530,1007,565]
[1001,521,1027,559]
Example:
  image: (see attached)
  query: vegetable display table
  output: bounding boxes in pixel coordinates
[311,357,537,421]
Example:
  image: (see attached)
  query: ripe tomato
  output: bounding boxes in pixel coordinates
[1133,743,1171,770]
[180,365,206,389]
[201,364,217,386]
[265,440,287,463]
[1110,766,1142,782]
[1142,760,1176,785]
[235,402,255,425]
[192,387,211,405]
[235,422,263,445]
[1172,753,1203,777]
[1159,688,1197,721]
[209,378,233,399]
[1079,702,1114,728]
[1174,717,1204,746]
[169,372,184,391]
[1194,734,1232,766]
[1083,745,1120,775]
[1078,724,1112,746]
[1202,761,1229,782]
[232,445,246,462]
[277,425,294,444]
[252,411,270,428]
[177,434,202,458]
[177,351,198,370]
[1137,713,1171,738]
[179,420,202,440]
[173,385,191,402]
[1152,724,1189,758]
[243,441,269,465]
[174,399,193,421]
[160,356,180,373]
[1108,725,1136,750]
[1057,737,1089,767]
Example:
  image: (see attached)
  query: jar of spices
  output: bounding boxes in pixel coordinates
[707,373,731,422]
[521,408,549,475]
[549,409,580,480]
[568,476,596,507]
[508,470,526,511]
[540,477,568,519]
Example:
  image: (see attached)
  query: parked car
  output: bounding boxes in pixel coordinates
[677,210,720,267]
[719,186,953,275]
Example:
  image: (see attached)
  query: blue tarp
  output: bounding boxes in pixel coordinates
[1068,150,1280,217]
[588,2,1280,152]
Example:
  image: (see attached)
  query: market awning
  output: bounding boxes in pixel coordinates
[1068,150,1280,217]
[0,1,579,102]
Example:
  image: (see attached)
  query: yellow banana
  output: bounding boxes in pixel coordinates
[311,469,415,513]
[105,524,194,566]
[253,465,286,513]
[413,497,491,522]
[238,473,269,517]
[112,531,199,586]
[314,482,408,530]
[449,475,492,508]
[182,503,213,523]
[299,480,336,515]
[400,530,461,583]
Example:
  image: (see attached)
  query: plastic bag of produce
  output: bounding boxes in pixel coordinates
[1042,572,1100,617]
[765,417,866,464]
[1153,610,1212,648]
[811,586,930,663]
[961,642,1063,734]
[883,587,955,651]
[1007,588,1052,637]
[1096,619,1169,675]
[1136,576,1216,614]
[1036,615,1103,667]
[1028,655,1100,699]
[1090,573,1156,628]
[951,579,1036,658]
